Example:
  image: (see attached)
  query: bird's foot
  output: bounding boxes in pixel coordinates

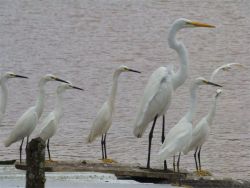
[196,169,212,176]
[102,158,117,164]
[45,159,56,164]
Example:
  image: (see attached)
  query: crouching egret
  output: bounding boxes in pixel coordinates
[158,77,222,186]
[0,72,28,124]
[133,18,215,169]
[4,74,69,163]
[87,65,141,163]
[38,83,83,161]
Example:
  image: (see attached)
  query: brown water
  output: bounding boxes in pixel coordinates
[0,0,249,180]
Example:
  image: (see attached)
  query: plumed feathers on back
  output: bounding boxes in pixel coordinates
[133,66,173,138]
[4,107,38,147]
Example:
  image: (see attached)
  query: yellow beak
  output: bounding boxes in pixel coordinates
[190,21,215,28]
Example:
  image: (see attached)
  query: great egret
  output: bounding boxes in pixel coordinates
[0,72,28,124]
[184,63,245,175]
[158,77,222,185]
[183,89,222,175]
[4,74,69,162]
[133,18,215,169]
[38,83,83,161]
[87,65,141,162]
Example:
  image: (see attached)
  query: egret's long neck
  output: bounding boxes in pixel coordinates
[206,96,218,125]
[168,24,189,90]
[108,70,121,111]
[185,82,198,122]
[54,91,64,121]
[35,79,46,119]
[0,77,8,114]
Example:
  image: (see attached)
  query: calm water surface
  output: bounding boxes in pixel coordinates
[0,0,249,180]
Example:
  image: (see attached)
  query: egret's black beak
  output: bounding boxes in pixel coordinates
[71,86,84,91]
[206,81,222,87]
[53,78,70,84]
[15,75,29,79]
[128,69,141,73]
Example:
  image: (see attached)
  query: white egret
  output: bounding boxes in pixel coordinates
[4,74,69,162]
[0,72,28,124]
[38,83,83,161]
[183,89,222,175]
[158,77,222,185]
[184,63,245,175]
[133,18,215,169]
[87,65,141,162]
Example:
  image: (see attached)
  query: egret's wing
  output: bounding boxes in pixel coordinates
[4,107,38,147]
[87,102,111,143]
[38,113,57,141]
[134,67,173,137]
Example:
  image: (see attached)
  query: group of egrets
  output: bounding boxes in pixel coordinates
[1,18,245,186]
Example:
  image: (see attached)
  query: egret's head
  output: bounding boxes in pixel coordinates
[118,65,141,74]
[57,83,83,93]
[215,89,222,98]
[2,72,28,79]
[222,63,246,71]
[173,18,215,30]
[43,74,69,84]
[195,77,222,87]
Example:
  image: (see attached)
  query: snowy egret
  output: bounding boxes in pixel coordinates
[38,83,83,161]
[184,63,245,175]
[87,65,141,162]
[183,89,222,175]
[158,77,222,185]
[4,74,69,162]
[0,72,28,124]
[133,18,215,169]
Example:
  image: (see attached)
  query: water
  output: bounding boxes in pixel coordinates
[0,0,249,181]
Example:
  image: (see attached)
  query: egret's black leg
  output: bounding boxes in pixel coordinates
[177,152,181,186]
[104,133,107,159]
[161,115,167,170]
[173,155,176,172]
[194,147,199,172]
[47,139,51,160]
[101,135,105,159]
[19,138,24,163]
[198,146,202,171]
[147,114,158,169]
[25,136,29,149]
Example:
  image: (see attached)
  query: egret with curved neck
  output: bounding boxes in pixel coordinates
[158,77,222,185]
[0,72,28,124]
[133,18,215,169]
[87,65,141,162]
[4,74,69,163]
[38,83,83,161]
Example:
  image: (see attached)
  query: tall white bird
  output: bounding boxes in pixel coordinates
[183,89,222,175]
[133,18,215,169]
[158,77,222,185]
[38,83,83,161]
[184,63,245,175]
[4,74,69,162]
[87,65,141,162]
[0,72,28,124]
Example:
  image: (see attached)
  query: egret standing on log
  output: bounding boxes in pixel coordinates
[0,72,28,124]
[133,18,215,169]
[184,63,245,175]
[4,74,69,163]
[87,65,141,162]
[158,77,222,185]
[38,83,83,161]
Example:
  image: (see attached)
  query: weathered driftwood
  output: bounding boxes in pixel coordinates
[25,137,46,188]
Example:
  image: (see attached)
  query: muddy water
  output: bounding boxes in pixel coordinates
[0,0,249,180]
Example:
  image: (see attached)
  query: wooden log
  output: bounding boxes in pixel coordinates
[25,137,46,188]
